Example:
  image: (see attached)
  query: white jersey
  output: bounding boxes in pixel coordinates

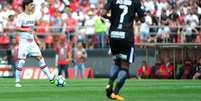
[16,12,36,40]
[16,13,41,59]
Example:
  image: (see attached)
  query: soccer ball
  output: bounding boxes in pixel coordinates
[55,75,66,87]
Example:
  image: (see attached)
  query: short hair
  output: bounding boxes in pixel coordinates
[22,0,33,11]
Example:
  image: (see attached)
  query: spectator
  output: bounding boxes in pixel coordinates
[136,60,151,79]
[185,9,199,29]
[144,11,153,26]
[5,15,16,37]
[155,57,175,79]
[169,20,178,43]
[169,7,179,22]
[193,57,201,79]
[139,18,150,42]
[68,0,80,12]
[151,59,162,78]
[177,59,194,79]
[156,22,171,42]
[44,33,53,49]
[182,20,198,42]
[50,9,63,33]
[80,0,90,13]
[55,34,71,78]
[156,0,169,17]
[143,0,155,12]
[160,9,169,25]
[64,13,76,40]
[10,37,18,77]
[84,10,95,47]
[73,41,87,79]
[0,32,10,48]
[36,19,47,36]
[94,11,108,48]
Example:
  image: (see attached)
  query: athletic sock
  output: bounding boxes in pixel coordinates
[114,69,128,95]
[108,64,120,87]
[15,60,25,83]
[39,58,53,80]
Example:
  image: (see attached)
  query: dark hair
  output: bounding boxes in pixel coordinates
[22,0,33,11]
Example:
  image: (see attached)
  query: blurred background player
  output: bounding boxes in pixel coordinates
[193,57,201,79]
[155,57,175,79]
[177,58,194,79]
[101,0,144,100]
[54,34,72,79]
[15,0,55,87]
[136,60,151,79]
[73,41,87,79]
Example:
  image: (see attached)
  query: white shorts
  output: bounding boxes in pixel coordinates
[18,39,42,59]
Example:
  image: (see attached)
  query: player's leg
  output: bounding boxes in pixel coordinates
[30,41,55,83]
[111,40,135,100]
[57,64,62,76]
[36,55,54,83]
[15,58,26,87]
[64,64,69,78]
[15,41,28,87]
[80,63,85,79]
[108,59,121,87]
[113,61,128,92]
[106,60,120,98]
[74,64,78,79]
[106,35,121,98]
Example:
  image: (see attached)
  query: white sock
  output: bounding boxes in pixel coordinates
[39,58,53,80]
[16,69,22,83]
[15,60,25,83]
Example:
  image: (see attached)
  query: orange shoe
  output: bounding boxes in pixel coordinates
[105,85,113,99]
[111,93,125,100]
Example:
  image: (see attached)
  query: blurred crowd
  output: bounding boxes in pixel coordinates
[0,0,201,50]
[137,0,201,43]
[135,57,201,80]
[0,0,109,50]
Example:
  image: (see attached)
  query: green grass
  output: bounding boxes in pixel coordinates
[0,79,201,101]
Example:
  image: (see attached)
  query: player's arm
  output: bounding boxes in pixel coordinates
[134,0,145,22]
[100,0,113,19]
[34,33,41,46]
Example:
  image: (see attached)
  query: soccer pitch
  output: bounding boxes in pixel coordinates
[0,79,201,101]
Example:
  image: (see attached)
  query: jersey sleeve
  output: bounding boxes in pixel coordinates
[16,14,23,27]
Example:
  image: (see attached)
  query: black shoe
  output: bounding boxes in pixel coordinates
[105,85,113,99]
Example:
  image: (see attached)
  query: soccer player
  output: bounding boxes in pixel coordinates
[15,0,55,87]
[101,0,144,100]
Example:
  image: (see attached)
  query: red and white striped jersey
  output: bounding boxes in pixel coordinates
[16,12,36,40]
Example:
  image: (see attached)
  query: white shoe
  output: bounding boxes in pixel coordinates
[15,83,22,87]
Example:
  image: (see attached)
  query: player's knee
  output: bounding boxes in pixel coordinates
[16,59,26,67]
[116,69,128,83]
[114,59,129,69]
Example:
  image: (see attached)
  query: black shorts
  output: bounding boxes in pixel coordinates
[109,30,135,64]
